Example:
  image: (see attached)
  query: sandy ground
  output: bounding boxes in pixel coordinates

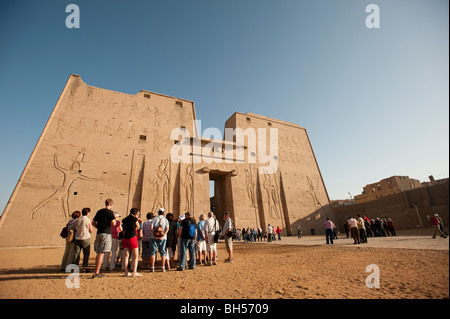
[0,230,448,299]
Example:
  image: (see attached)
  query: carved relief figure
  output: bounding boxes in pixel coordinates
[150,159,170,212]
[263,174,281,219]
[245,168,257,208]
[53,117,65,139]
[184,165,193,210]
[31,150,98,220]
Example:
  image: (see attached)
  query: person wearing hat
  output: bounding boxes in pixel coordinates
[149,208,170,272]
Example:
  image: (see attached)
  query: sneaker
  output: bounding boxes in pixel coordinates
[176,267,184,271]
[161,268,166,272]
[224,259,234,263]
[92,273,105,279]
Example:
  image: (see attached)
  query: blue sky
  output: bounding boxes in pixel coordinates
[0,0,448,214]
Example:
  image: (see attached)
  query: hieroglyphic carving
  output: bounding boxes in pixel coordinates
[53,117,65,140]
[154,106,161,127]
[31,149,98,220]
[153,129,160,152]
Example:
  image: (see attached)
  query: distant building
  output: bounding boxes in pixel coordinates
[330,199,355,207]
[354,176,422,204]
[421,175,449,187]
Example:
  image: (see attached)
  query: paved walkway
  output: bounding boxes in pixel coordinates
[240,229,449,251]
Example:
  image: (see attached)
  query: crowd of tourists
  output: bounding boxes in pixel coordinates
[60,198,235,278]
[233,225,282,242]
[60,198,448,276]
[322,213,448,245]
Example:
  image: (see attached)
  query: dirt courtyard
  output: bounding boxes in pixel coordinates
[0,233,448,299]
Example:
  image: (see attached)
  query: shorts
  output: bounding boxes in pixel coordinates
[94,233,112,254]
[150,238,167,256]
[196,240,206,252]
[206,234,217,252]
[122,236,138,249]
[224,235,233,249]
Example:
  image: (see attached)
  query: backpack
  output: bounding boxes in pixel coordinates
[188,221,197,238]
[153,216,165,239]
[60,226,68,239]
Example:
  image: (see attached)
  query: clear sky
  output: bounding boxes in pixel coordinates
[0,0,448,214]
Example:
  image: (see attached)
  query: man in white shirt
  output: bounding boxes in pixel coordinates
[72,207,92,272]
[267,224,273,242]
[347,216,361,245]
[223,211,234,263]
[204,211,219,266]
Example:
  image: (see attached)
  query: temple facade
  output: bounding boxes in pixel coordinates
[0,74,335,246]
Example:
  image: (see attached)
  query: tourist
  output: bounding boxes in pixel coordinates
[176,215,183,261]
[323,217,335,244]
[276,226,282,240]
[196,214,207,265]
[136,211,143,266]
[365,218,373,237]
[370,219,378,237]
[435,214,448,237]
[383,218,391,236]
[121,208,141,277]
[178,211,197,271]
[297,225,302,239]
[166,212,177,268]
[387,218,396,236]
[149,208,169,272]
[356,214,368,243]
[223,211,234,263]
[375,218,386,236]
[60,210,81,271]
[343,222,349,238]
[91,198,117,278]
[427,215,448,239]
[347,216,360,245]
[141,212,153,269]
[102,212,121,271]
[72,207,92,273]
[236,228,242,241]
[333,224,339,239]
[267,224,273,242]
[204,211,219,266]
